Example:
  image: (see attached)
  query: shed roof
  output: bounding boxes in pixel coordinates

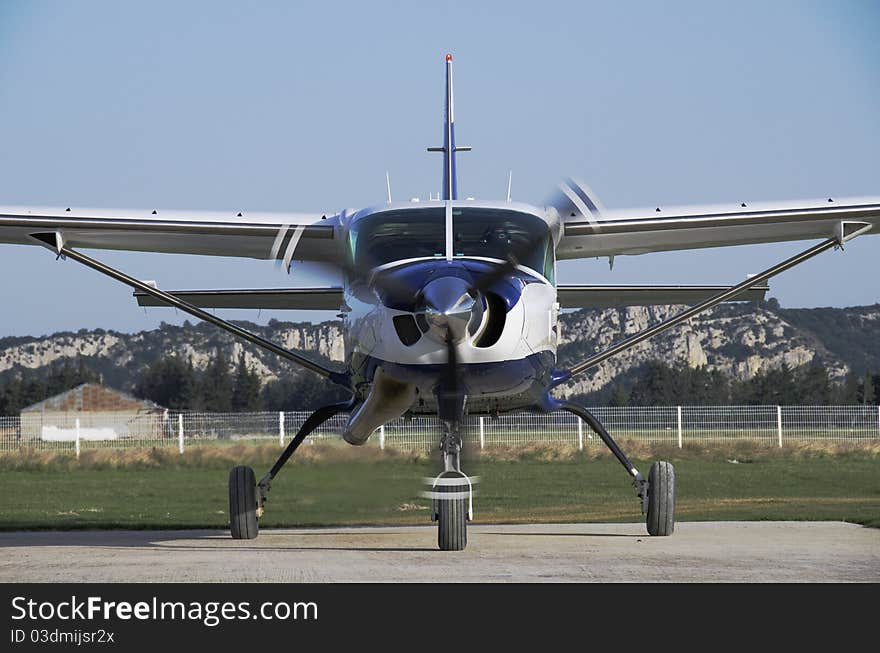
[20,383,165,414]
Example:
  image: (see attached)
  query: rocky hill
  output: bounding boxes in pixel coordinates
[1,301,878,399]
[556,301,880,398]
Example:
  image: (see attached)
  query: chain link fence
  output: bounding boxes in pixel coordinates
[1,405,878,456]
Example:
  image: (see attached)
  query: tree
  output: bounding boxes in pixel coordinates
[231,353,262,412]
[261,373,349,411]
[701,369,731,404]
[836,372,861,404]
[862,373,880,405]
[134,356,198,409]
[796,365,832,405]
[201,350,233,412]
[45,359,98,396]
[629,361,678,406]
[0,375,26,416]
[608,383,630,407]
[735,364,798,405]
[0,360,102,416]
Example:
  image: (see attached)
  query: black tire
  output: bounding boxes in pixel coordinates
[437,474,468,551]
[646,461,675,536]
[229,465,259,540]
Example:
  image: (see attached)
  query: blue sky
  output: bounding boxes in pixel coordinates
[0,1,878,337]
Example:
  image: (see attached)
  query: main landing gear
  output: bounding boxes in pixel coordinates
[228,401,350,540]
[558,401,675,536]
[230,398,672,543]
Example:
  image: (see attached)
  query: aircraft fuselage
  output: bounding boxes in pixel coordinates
[336,200,563,439]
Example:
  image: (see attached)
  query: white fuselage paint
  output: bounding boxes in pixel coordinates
[343,264,557,367]
[336,201,562,441]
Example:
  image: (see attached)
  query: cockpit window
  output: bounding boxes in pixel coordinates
[347,206,554,282]
[452,208,553,281]
[348,208,445,267]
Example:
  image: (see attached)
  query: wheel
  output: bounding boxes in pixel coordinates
[229,465,259,540]
[436,473,468,551]
[646,461,675,536]
[437,497,467,551]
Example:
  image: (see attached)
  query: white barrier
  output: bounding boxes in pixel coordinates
[0,405,878,453]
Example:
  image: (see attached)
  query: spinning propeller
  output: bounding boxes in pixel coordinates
[546,177,605,223]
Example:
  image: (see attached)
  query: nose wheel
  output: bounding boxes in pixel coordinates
[433,470,471,551]
[429,423,473,551]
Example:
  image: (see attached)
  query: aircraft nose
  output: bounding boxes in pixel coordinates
[421,277,478,343]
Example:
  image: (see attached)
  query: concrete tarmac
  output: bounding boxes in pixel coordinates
[0,522,877,582]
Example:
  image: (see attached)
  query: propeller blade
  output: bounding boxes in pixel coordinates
[268,224,308,274]
[546,177,605,223]
[436,323,466,437]
[445,324,459,396]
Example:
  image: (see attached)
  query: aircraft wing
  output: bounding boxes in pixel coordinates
[556,284,768,308]
[0,205,340,263]
[555,196,880,260]
[133,284,766,311]
[133,287,344,311]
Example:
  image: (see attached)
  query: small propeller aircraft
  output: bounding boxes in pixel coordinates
[1,54,878,550]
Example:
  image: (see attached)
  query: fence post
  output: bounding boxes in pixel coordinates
[178,413,184,454]
[479,416,485,450]
[776,406,783,448]
[75,417,81,459]
[379,424,385,450]
[577,418,583,451]
[279,411,285,448]
[677,406,683,449]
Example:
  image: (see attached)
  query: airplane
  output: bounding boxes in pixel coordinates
[1,54,878,550]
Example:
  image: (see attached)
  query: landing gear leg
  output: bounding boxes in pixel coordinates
[431,390,471,551]
[559,400,675,536]
[228,400,351,540]
[432,421,471,551]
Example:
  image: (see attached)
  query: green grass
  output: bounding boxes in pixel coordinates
[0,443,877,530]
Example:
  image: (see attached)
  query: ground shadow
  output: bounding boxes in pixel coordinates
[484,531,641,538]
[154,544,439,553]
[0,528,438,552]
[0,526,644,551]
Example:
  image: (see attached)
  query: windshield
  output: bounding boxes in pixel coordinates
[347,206,554,282]
[452,208,553,281]
[348,208,445,267]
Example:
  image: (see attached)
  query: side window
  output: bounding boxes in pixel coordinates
[348,209,445,267]
[451,208,551,277]
[543,237,555,285]
[347,229,358,263]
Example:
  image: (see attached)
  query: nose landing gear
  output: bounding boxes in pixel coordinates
[429,428,473,551]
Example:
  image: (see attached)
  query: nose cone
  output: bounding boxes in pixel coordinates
[421,277,477,343]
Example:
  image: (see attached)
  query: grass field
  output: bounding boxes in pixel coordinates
[0,442,877,530]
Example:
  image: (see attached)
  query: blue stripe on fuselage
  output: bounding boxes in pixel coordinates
[444,56,456,200]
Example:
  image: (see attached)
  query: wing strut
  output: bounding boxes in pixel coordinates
[29,233,350,388]
[565,223,871,379]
